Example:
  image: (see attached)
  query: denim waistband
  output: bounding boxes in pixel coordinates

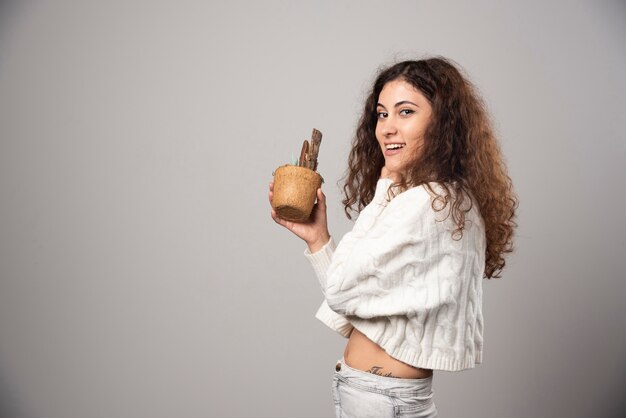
[335,358,433,396]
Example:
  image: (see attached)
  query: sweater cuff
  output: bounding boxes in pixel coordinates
[373,178,394,203]
[303,237,336,289]
[315,300,353,338]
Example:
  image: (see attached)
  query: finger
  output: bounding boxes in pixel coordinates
[271,208,283,225]
[317,188,326,208]
[269,183,275,205]
[271,209,293,230]
[275,215,295,231]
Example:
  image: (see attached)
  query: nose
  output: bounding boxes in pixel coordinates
[380,117,397,136]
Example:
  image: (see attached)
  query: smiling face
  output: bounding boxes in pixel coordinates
[375,79,433,178]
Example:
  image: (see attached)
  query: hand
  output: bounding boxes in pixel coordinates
[380,166,402,183]
[269,181,331,252]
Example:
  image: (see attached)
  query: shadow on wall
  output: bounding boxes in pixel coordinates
[0,367,26,418]
[0,0,19,39]
[608,390,626,418]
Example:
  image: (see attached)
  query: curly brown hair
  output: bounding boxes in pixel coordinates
[342,56,518,279]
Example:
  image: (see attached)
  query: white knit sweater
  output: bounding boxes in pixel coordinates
[304,178,487,372]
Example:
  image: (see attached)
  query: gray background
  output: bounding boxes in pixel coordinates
[1,0,625,417]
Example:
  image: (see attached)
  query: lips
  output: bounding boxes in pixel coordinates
[384,142,405,156]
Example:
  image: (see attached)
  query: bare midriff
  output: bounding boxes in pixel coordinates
[343,328,433,379]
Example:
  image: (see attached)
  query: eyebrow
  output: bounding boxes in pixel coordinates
[376,100,419,109]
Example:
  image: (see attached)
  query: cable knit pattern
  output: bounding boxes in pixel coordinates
[304,178,486,371]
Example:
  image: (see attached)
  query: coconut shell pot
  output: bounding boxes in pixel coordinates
[272,164,322,222]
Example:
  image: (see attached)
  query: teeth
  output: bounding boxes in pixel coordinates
[386,144,405,150]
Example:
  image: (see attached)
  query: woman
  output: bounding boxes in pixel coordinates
[269,57,518,417]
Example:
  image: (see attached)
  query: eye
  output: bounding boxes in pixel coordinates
[399,109,414,116]
[376,111,388,119]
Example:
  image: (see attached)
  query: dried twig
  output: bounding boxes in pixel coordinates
[307,129,322,170]
[296,129,323,170]
[298,140,309,167]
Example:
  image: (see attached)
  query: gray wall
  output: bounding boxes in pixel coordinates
[1,1,624,417]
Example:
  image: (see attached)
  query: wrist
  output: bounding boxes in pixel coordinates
[307,232,330,253]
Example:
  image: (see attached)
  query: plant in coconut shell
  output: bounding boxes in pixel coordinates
[272,129,325,222]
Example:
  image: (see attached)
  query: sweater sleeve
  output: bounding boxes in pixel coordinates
[323,184,474,319]
[302,178,394,289]
[303,237,355,338]
[303,236,337,287]
[314,300,354,338]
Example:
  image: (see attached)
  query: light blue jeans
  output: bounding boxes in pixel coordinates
[332,358,438,418]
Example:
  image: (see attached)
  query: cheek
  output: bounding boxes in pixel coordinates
[406,122,427,142]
